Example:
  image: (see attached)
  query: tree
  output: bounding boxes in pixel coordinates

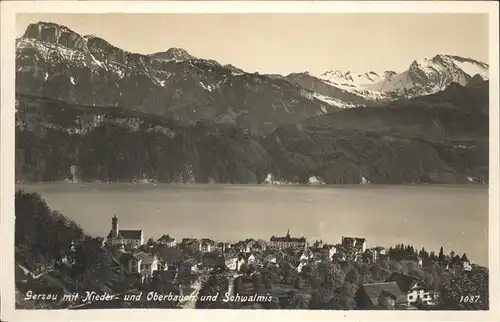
[419,247,429,259]
[413,294,425,309]
[308,261,345,305]
[300,264,313,279]
[293,276,302,289]
[239,263,250,275]
[438,246,445,262]
[345,268,359,284]
[71,237,113,290]
[292,294,310,309]
[369,263,383,281]
[251,272,263,293]
[437,266,489,310]
[335,295,356,309]
[15,190,84,273]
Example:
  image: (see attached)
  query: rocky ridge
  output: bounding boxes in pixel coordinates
[16,22,359,134]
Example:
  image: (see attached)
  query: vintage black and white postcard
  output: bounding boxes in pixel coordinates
[1,1,499,321]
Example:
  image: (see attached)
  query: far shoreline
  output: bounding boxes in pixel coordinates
[15,181,489,187]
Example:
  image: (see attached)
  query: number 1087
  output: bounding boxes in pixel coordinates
[460,295,480,303]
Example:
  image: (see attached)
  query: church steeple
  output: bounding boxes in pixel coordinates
[111,215,119,238]
[286,229,290,237]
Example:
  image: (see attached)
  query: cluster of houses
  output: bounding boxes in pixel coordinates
[102,216,474,309]
[113,249,168,284]
[355,272,441,309]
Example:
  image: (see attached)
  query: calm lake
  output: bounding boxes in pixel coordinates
[16,184,489,266]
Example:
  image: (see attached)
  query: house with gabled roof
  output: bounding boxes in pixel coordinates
[227,252,248,272]
[355,281,407,309]
[312,244,337,261]
[157,234,177,247]
[179,238,200,251]
[312,240,325,248]
[300,248,314,262]
[364,246,387,262]
[386,272,438,306]
[386,272,422,293]
[231,240,248,253]
[446,253,472,272]
[213,242,232,254]
[120,250,162,283]
[232,239,266,253]
[264,254,278,266]
[107,215,144,248]
[341,236,367,254]
[199,238,215,253]
[249,240,267,252]
[247,253,262,266]
[179,258,198,274]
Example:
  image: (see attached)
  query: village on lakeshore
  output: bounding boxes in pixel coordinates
[15,214,481,310]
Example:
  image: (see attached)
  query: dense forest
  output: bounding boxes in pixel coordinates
[15,190,128,308]
[15,83,489,184]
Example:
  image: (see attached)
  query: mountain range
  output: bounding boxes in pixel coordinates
[317,54,488,100]
[14,21,490,184]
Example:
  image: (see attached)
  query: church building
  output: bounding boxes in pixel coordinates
[107,215,144,248]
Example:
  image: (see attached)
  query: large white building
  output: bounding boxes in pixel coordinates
[269,230,306,249]
[107,215,144,247]
[341,236,367,254]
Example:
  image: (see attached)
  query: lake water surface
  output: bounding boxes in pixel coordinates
[16,184,489,266]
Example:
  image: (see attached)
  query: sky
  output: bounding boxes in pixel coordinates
[16,13,489,75]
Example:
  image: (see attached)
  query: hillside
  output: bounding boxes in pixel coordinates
[305,81,489,140]
[284,72,375,107]
[16,22,350,134]
[14,190,130,309]
[15,79,489,184]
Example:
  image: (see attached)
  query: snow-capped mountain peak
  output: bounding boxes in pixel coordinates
[376,54,489,96]
[319,69,396,87]
[317,54,488,101]
[315,69,396,101]
[408,54,488,80]
[15,21,489,118]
